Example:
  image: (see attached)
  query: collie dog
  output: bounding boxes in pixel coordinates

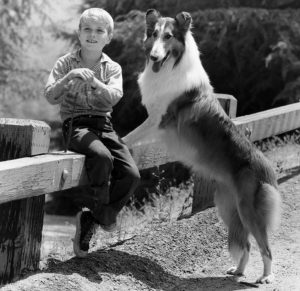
[138,9,281,284]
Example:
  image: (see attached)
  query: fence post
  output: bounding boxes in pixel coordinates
[0,118,50,285]
[191,94,237,214]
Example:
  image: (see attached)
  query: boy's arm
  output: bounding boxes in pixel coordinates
[44,58,70,104]
[90,63,123,107]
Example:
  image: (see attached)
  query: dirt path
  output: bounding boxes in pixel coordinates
[1,168,300,291]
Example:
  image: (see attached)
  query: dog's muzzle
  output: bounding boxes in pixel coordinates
[151,51,171,73]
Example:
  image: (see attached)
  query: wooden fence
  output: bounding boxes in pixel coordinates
[1,94,300,284]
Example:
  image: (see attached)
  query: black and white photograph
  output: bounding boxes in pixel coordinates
[0,1,299,290]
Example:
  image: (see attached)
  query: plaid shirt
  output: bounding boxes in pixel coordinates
[45,49,123,121]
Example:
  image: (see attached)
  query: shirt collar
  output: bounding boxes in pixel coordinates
[70,49,110,64]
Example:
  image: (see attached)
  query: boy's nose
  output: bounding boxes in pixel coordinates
[88,30,96,36]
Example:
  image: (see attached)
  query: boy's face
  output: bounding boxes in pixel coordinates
[78,18,112,52]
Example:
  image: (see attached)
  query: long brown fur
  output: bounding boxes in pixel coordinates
[139,9,281,284]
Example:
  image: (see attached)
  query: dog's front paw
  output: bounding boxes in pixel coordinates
[255,273,274,284]
[226,266,244,276]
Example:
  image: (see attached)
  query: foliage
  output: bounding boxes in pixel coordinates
[0,0,31,71]
[0,0,49,116]
[82,0,300,18]
[106,11,148,135]
[192,8,300,115]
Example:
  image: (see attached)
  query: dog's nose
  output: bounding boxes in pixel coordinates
[150,55,158,62]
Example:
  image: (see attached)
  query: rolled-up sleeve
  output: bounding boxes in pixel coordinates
[44,58,69,104]
[93,63,123,107]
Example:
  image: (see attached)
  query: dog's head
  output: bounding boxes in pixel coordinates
[144,9,192,73]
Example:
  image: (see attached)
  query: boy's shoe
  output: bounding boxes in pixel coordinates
[100,222,117,232]
[73,210,96,258]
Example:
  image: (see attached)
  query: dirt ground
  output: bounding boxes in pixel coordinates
[1,162,299,291]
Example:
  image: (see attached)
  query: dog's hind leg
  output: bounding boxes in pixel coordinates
[226,210,251,277]
[214,183,250,276]
[253,183,280,284]
[236,176,280,284]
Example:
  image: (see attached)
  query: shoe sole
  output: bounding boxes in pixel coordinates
[73,211,88,258]
[100,223,117,232]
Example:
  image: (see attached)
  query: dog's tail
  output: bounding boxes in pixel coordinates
[256,183,281,231]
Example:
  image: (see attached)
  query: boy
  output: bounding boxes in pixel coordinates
[44,8,140,258]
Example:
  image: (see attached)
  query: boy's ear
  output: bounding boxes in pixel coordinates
[107,32,113,44]
[77,29,80,38]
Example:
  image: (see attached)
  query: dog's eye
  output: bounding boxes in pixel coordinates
[164,33,173,40]
[152,31,158,38]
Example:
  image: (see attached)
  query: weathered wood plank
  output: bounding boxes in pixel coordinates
[233,102,300,141]
[0,118,50,159]
[216,94,237,118]
[0,119,50,285]
[0,152,87,205]
[0,196,45,281]
[126,102,300,169]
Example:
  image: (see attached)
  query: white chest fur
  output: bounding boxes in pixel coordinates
[138,32,211,126]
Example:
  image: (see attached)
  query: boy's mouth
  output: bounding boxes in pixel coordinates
[87,40,97,43]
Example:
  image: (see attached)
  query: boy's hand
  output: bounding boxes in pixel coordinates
[67,68,95,83]
[65,78,88,96]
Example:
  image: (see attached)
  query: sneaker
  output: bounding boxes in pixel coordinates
[100,222,117,232]
[73,210,96,258]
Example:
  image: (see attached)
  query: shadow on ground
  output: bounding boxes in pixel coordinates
[278,166,300,184]
[44,249,254,291]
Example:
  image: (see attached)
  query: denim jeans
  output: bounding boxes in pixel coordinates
[63,115,140,226]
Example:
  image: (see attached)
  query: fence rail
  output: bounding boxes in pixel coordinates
[124,100,300,169]
[0,95,300,285]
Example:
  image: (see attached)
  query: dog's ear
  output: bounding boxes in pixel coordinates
[146,9,160,37]
[175,12,192,32]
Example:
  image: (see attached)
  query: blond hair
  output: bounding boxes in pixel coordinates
[79,8,114,35]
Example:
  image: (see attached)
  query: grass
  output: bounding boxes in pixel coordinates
[91,180,194,248]
[40,180,194,267]
[254,129,300,152]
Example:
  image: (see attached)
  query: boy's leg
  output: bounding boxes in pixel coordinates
[92,130,140,228]
[67,126,113,205]
[63,125,115,256]
[63,119,140,229]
